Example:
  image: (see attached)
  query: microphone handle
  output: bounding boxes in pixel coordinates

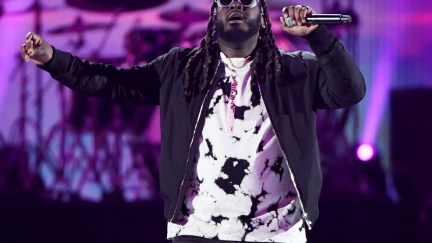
[307,14,352,24]
[285,14,352,26]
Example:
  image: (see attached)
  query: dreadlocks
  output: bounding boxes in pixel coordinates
[183,0,281,102]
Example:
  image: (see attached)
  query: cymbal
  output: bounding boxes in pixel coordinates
[47,16,113,35]
[160,4,209,24]
[66,0,167,12]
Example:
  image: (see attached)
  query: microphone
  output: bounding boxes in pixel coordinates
[285,14,352,26]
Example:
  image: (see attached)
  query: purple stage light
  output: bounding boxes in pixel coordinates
[357,144,376,162]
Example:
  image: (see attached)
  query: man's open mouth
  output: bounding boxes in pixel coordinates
[228,12,245,23]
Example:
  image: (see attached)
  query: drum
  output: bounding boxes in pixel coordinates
[123,26,179,63]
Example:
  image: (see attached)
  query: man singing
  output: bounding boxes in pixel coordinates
[21,0,365,242]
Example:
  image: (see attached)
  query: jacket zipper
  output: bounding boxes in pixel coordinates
[170,61,222,223]
[257,81,313,230]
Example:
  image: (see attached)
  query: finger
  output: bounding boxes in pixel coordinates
[26,32,42,50]
[25,32,35,47]
[281,7,289,18]
[31,34,43,47]
[288,6,296,25]
[25,35,32,51]
[280,16,286,27]
[281,7,291,26]
[300,6,309,23]
[288,6,297,25]
[36,37,43,47]
[21,44,30,62]
[294,5,302,26]
[27,40,35,56]
[26,32,33,40]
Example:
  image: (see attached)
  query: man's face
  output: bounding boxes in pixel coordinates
[214,1,262,43]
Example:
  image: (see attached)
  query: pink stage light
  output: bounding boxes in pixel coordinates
[356,144,376,162]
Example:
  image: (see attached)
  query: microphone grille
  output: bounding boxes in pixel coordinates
[342,15,352,23]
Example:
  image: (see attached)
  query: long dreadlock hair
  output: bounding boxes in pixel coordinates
[183,0,281,102]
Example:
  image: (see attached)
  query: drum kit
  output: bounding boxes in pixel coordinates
[4,0,213,201]
[42,2,211,133]
[38,0,302,138]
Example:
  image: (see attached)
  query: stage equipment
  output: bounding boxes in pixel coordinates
[356,144,376,162]
[160,4,209,25]
[47,16,113,35]
[66,0,167,12]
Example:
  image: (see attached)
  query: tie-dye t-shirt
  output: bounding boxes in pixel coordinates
[167,53,306,242]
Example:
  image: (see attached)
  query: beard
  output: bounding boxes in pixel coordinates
[215,16,261,43]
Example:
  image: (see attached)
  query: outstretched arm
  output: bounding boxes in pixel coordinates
[21,32,164,105]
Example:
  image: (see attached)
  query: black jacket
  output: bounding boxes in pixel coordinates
[40,26,365,229]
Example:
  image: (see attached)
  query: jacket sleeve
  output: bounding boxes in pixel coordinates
[39,47,177,105]
[303,25,366,109]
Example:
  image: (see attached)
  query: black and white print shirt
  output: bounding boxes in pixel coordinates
[167,53,306,242]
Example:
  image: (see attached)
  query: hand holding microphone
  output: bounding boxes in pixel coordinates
[279,5,352,37]
[280,5,319,37]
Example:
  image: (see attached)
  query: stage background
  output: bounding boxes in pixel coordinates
[1,0,431,242]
